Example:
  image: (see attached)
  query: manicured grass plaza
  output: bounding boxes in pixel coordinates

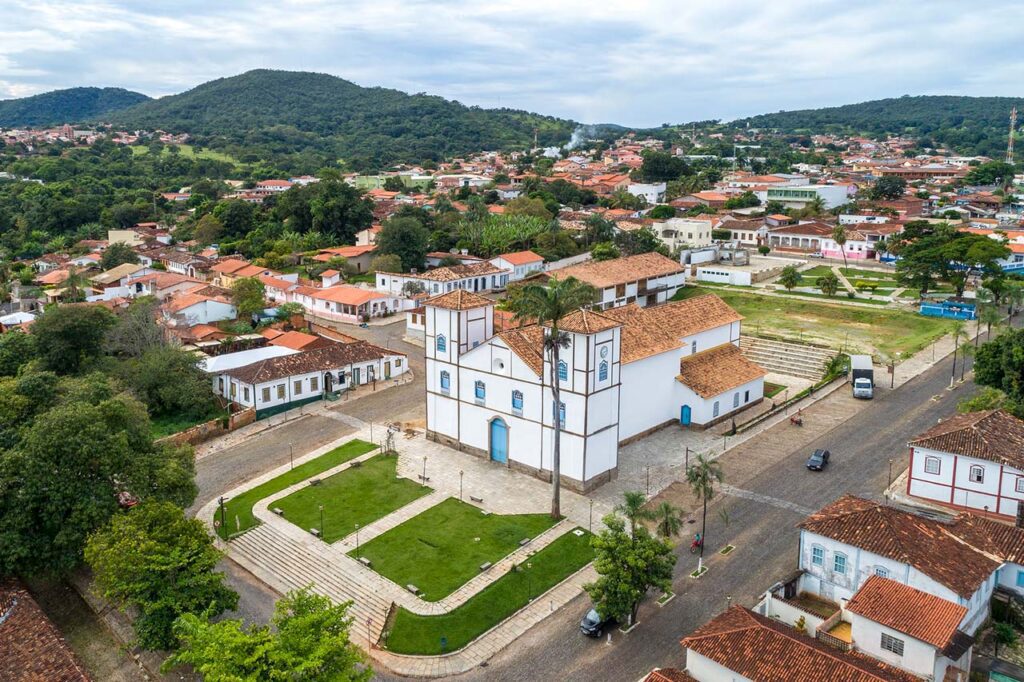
[672,286,957,358]
[352,498,558,601]
[384,530,595,655]
[274,455,431,542]
[214,439,376,539]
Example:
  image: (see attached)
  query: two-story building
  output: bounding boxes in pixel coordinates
[488,250,544,283]
[548,252,686,309]
[376,261,510,297]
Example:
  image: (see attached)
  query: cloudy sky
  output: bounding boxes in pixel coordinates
[2,0,1022,127]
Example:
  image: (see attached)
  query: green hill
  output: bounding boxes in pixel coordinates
[0,87,150,127]
[107,69,575,169]
[734,95,1024,156]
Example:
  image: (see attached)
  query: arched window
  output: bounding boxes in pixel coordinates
[511,390,523,413]
[558,360,568,381]
[599,360,609,382]
[436,334,447,352]
[923,456,941,475]
[558,402,566,429]
[475,380,486,400]
[969,465,984,483]
[691,340,697,354]
[439,371,450,393]
[733,392,740,408]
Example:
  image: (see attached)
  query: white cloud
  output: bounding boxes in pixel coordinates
[1,0,1022,125]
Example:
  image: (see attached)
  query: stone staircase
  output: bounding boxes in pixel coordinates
[740,336,835,381]
[228,523,391,644]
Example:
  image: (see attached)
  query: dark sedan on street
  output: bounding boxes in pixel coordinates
[806,449,831,471]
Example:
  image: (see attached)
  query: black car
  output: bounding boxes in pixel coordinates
[580,608,614,637]
[806,449,831,471]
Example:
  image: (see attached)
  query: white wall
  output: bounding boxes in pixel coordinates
[685,651,754,682]
[908,446,1024,518]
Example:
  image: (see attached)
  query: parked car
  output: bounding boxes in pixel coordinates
[806,449,831,471]
[809,252,825,259]
[580,608,615,637]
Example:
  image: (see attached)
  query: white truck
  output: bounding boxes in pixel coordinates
[850,355,874,399]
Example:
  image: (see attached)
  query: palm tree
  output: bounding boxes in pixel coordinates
[950,320,968,386]
[816,273,840,297]
[806,195,827,216]
[61,266,88,303]
[616,490,656,536]
[979,305,1003,342]
[685,453,724,572]
[777,265,803,291]
[831,225,849,272]
[653,501,684,541]
[1005,282,1024,318]
[508,276,597,519]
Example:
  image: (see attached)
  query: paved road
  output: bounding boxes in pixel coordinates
[400,346,980,682]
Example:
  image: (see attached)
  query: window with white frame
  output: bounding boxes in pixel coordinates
[511,390,523,415]
[599,360,609,382]
[733,392,740,408]
[875,566,889,578]
[440,371,450,394]
[262,387,270,403]
[880,633,905,656]
[833,553,847,575]
[969,465,984,483]
[924,456,941,475]
[475,380,486,401]
[294,380,302,395]
[558,402,566,429]
[691,340,697,354]
[277,384,286,399]
[1016,478,1024,494]
[310,376,319,392]
[713,401,720,418]
[811,545,824,566]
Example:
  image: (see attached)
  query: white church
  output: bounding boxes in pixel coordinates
[423,288,766,491]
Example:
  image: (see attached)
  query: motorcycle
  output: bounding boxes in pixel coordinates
[689,537,704,554]
[790,409,804,427]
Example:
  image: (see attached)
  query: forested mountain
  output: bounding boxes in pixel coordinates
[734,95,1024,157]
[106,70,574,169]
[0,87,150,128]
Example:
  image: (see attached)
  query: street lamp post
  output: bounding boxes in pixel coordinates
[459,470,464,501]
[355,523,360,556]
[319,504,324,539]
[888,458,894,490]
[289,443,294,469]
[526,562,533,601]
[219,496,227,538]
[422,456,427,486]
[589,499,594,534]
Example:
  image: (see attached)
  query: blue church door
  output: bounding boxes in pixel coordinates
[680,405,692,426]
[490,419,508,463]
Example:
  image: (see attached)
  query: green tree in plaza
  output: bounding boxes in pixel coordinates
[507,276,596,519]
[584,512,676,627]
[31,303,116,374]
[375,216,430,272]
[653,501,685,541]
[99,241,140,270]
[777,264,803,291]
[685,453,724,571]
[832,225,849,271]
[165,587,371,682]
[231,276,267,319]
[85,501,238,649]
[816,272,840,297]
[615,490,655,536]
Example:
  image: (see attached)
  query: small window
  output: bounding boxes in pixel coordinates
[1016,570,1024,588]
[440,371,450,393]
[924,456,941,475]
[557,401,566,429]
[243,387,250,401]
[875,566,889,578]
[395,359,402,368]
[733,392,740,408]
[475,380,486,400]
[691,340,697,354]
[277,384,286,399]
[436,334,447,352]
[811,546,824,566]
[744,390,750,402]
[713,401,720,418]
[218,377,224,393]
[230,383,236,398]
[558,360,568,381]
[512,390,523,413]
[261,387,270,403]
[969,465,984,483]
[294,380,302,395]
[310,376,319,392]
[599,360,609,382]
[338,370,346,384]
[834,553,847,575]
[1016,478,1024,494]
[880,633,905,656]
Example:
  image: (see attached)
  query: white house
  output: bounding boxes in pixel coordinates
[758,183,854,210]
[548,252,686,309]
[162,291,237,328]
[292,284,401,324]
[649,217,719,250]
[376,261,510,297]
[213,341,407,416]
[906,409,1024,520]
[488,250,544,283]
[627,182,666,204]
[423,289,764,492]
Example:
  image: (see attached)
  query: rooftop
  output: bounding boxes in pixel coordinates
[909,409,1024,469]
[223,341,402,385]
[677,343,766,398]
[549,252,685,289]
[846,575,968,651]
[422,289,495,311]
[0,579,91,681]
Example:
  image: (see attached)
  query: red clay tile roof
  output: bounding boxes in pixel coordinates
[267,330,332,351]
[497,326,545,376]
[799,495,999,598]
[846,575,967,649]
[223,341,403,385]
[643,669,697,682]
[549,252,684,289]
[682,606,918,682]
[548,308,620,335]
[423,289,494,311]
[496,250,544,266]
[677,343,766,398]
[311,285,387,306]
[909,409,1024,468]
[0,579,91,681]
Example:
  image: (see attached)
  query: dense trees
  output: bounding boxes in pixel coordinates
[31,304,116,374]
[637,151,689,183]
[975,329,1024,417]
[375,217,430,272]
[868,176,907,201]
[966,161,1016,187]
[100,241,140,269]
[231,277,267,319]
[273,177,373,242]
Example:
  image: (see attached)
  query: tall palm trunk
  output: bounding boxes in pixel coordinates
[951,336,959,385]
[549,341,561,519]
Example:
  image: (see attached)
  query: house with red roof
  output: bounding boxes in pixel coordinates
[291,284,400,324]
[488,250,544,282]
[312,245,377,272]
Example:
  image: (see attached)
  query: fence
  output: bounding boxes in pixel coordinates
[155,407,256,446]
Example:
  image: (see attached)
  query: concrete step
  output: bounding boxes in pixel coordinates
[740,336,834,380]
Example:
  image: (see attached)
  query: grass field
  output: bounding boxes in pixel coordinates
[131,143,237,164]
[215,439,377,539]
[673,286,956,358]
[275,455,431,543]
[764,382,787,398]
[781,290,889,306]
[384,531,594,655]
[353,498,558,601]
[150,409,224,440]
[800,265,835,279]
[840,267,898,281]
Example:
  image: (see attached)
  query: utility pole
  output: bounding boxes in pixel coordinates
[1007,107,1018,165]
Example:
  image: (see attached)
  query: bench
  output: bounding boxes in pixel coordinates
[348,460,362,468]
[406,584,420,595]
[519,538,530,546]
[418,475,430,482]
[479,562,492,571]
[309,528,321,538]
[358,557,372,568]
[469,495,484,503]
[272,507,284,516]
[308,478,321,486]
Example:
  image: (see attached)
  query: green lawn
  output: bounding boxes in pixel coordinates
[215,439,377,539]
[150,409,224,440]
[275,455,431,543]
[673,286,957,358]
[840,267,898,281]
[345,271,377,284]
[780,290,890,306]
[131,143,238,164]
[799,265,836,279]
[764,382,787,398]
[384,531,594,655]
[353,498,558,601]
